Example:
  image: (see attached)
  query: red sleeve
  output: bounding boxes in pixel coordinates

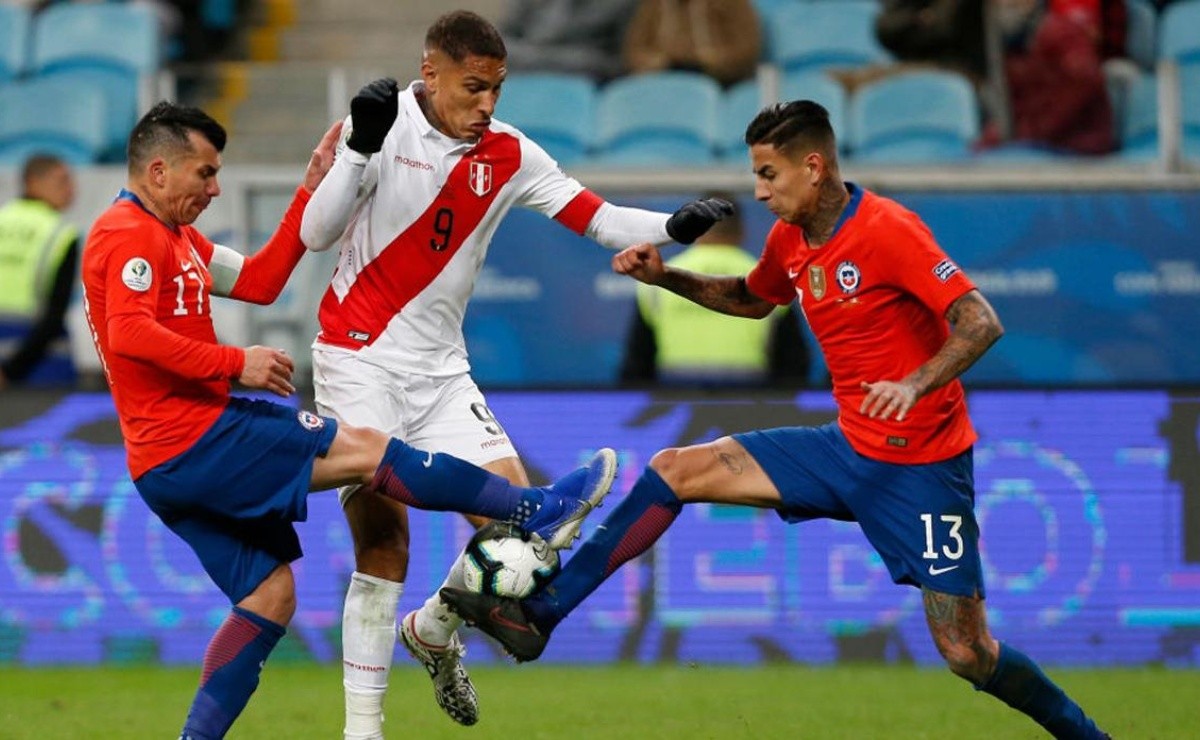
[108,312,245,380]
[746,221,797,305]
[227,186,312,304]
[879,208,976,317]
[98,225,244,379]
[552,189,604,235]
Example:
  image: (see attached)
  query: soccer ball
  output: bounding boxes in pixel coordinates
[462,522,560,598]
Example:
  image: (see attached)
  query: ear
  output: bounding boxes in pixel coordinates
[421,52,437,92]
[806,152,824,186]
[148,156,168,188]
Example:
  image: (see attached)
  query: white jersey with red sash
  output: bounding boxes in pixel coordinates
[315,81,604,377]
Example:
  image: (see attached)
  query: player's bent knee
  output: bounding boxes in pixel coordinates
[239,564,297,626]
[648,447,688,487]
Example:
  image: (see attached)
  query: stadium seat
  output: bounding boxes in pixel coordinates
[718,78,764,164]
[1116,71,1160,161]
[31,3,161,160]
[1159,0,1200,64]
[847,70,979,163]
[496,73,596,166]
[1125,0,1158,70]
[766,1,889,75]
[593,71,721,167]
[0,77,109,165]
[0,4,30,82]
[1130,65,1200,163]
[780,70,849,149]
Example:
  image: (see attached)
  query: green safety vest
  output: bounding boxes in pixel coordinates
[636,244,778,380]
[0,198,78,321]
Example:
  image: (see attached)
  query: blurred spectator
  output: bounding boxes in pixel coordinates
[622,0,762,87]
[0,155,79,389]
[875,0,988,82]
[980,0,1116,155]
[502,0,641,81]
[620,194,809,388]
[1051,0,1128,61]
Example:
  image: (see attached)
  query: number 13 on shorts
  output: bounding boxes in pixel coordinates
[921,513,964,561]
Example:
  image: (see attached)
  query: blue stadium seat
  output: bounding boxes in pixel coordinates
[1125,0,1158,70]
[780,70,849,148]
[718,79,764,163]
[847,70,979,163]
[766,1,889,75]
[496,73,596,166]
[31,3,161,160]
[1159,0,1200,64]
[1180,64,1200,161]
[0,77,109,165]
[0,4,30,82]
[593,72,721,167]
[1123,66,1200,163]
[1118,71,1160,161]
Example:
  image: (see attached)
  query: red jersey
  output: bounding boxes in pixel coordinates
[82,187,311,479]
[747,185,977,463]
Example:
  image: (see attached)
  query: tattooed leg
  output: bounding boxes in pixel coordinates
[925,588,1109,738]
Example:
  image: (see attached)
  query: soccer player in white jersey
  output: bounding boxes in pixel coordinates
[299,10,732,737]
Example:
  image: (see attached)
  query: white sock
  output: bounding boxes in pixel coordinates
[343,572,403,740]
[413,548,468,647]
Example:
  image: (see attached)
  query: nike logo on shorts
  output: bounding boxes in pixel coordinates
[423,452,434,468]
[928,564,960,576]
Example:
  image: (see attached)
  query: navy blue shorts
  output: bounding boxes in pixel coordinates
[735,423,984,598]
[134,397,338,603]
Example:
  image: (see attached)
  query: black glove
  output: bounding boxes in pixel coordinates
[665,197,735,244]
[346,78,399,154]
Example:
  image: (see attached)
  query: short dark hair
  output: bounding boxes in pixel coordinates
[126,101,227,172]
[426,10,506,62]
[744,100,837,160]
[21,154,67,190]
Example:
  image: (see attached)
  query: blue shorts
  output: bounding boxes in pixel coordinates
[735,423,984,598]
[134,397,339,603]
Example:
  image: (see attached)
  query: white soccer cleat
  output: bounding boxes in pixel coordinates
[398,611,479,726]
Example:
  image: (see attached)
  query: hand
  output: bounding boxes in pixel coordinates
[859,380,919,421]
[612,243,666,285]
[238,346,296,398]
[302,120,344,193]
[665,197,734,244]
[346,77,399,154]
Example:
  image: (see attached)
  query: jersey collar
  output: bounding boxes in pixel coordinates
[828,181,864,240]
[115,188,178,232]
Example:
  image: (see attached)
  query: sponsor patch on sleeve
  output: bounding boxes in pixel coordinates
[121,257,153,291]
[933,258,959,282]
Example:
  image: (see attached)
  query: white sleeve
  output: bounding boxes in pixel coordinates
[299,118,377,252]
[584,202,672,250]
[206,244,245,297]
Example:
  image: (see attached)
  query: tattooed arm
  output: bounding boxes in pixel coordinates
[611,242,775,319]
[860,289,1004,420]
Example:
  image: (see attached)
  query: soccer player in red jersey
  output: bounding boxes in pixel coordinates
[81,102,617,739]
[442,101,1111,739]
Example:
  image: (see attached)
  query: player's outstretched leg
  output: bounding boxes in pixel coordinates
[370,443,616,545]
[443,467,684,661]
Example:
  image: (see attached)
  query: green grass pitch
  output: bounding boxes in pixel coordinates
[1,662,1196,738]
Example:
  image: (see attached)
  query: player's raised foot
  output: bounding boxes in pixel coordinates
[439,587,549,663]
[523,447,617,550]
[398,611,479,726]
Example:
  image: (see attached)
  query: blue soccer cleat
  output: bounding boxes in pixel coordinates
[520,447,617,550]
